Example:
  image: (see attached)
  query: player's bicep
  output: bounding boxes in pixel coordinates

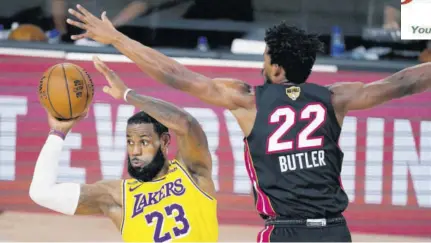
[75,181,118,215]
[196,78,255,110]
[334,79,413,111]
[175,117,212,177]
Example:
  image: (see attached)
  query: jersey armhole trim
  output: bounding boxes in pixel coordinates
[244,85,259,140]
[120,180,126,235]
[172,159,216,201]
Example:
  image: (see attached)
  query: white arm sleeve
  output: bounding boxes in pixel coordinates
[29,134,81,215]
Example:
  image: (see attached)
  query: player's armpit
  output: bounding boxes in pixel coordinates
[75,180,121,215]
[330,63,431,111]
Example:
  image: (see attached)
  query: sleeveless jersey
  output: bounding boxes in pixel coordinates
[121,160,218,242]
[245,83,349,219]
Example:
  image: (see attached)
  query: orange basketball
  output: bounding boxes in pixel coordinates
[38,63,94,120]
[8,24,47,42]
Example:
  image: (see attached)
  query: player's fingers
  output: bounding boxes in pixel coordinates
[70,33,87,41]
[76,113,86,121]
[93,56,109,71]
[92,56,104,71]
[66,18,87,30]
[101,11,108,22]
[102,86,112,94]
[107,69,119,80]
[46,110,55,119]
[76,4,94,18]
[68,8,86,22]
[100,11,114,26]
[93,58,112,79]
[83,107,90,119]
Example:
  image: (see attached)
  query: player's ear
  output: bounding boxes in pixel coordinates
[160,132,171,151]
[271,64,285,83]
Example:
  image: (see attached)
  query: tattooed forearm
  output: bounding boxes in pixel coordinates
[392,63,431,98]
[126,90,193,135]
[113,35,202,93]
[162,70,193,91]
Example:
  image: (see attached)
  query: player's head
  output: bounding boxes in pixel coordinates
[126,111,170,182]
[262,22,324,84]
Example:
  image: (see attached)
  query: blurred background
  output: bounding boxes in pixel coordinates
[1,0,430,61]
[0,0,430,242]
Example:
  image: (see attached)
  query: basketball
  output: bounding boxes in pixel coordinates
[8,24,47,42]
[38,63,94,120]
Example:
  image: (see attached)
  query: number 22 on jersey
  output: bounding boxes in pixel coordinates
[145,203,190,242]
[267,103,326,153]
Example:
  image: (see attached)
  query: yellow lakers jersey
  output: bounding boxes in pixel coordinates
[121,160,218,242]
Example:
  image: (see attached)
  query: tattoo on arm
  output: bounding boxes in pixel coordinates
[126,90,192,135]
[74,181,119,215]
[112,32,253,110]
[392,68,428,98]
[373,64,431,104]
[339,63,431,111]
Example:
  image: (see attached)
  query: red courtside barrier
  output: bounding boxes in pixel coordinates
[0,53,430,237]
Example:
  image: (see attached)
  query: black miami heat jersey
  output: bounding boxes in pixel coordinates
[244,82,349,219]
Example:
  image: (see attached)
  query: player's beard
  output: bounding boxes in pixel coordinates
[127,147,166,182]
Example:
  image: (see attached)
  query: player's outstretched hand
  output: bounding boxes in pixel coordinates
[67,4,120,44]
[47,110,87,135]
[93,56,129,100]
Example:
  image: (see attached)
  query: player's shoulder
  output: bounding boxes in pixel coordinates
[325,81,366,114]
[325,81,364,94]
[169,158,190,174]
[170,157,209,183]
[214,78,256,95]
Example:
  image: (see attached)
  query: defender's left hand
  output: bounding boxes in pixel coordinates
[93,56,128,100]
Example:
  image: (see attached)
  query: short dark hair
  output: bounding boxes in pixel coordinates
[264,22,325,84]
[127,111,168,136]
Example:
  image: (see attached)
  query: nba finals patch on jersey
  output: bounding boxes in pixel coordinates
[401,0,431,39]
[286,86,301,100]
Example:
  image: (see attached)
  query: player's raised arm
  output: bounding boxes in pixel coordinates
[93,57,212,178]
[66,5,254,111]
[29,113,119,215]
[329,62,431,113]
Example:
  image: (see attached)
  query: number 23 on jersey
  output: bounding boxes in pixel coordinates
[145,203,190,242]
[267,103,327,153]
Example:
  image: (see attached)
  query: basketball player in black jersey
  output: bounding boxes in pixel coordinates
[67,7,431,242]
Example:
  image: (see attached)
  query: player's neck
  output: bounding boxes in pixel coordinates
[280,79,295,85]
[154,161,170,179]
[270,78,295,85]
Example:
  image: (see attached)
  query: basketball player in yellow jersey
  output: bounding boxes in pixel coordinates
[29,57,218,242]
